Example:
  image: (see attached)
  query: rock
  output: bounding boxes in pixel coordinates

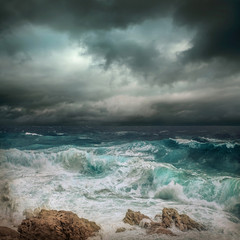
[18,209,100,240]
[0,226,19,240]
[161,208,205,231]
[162,208,181,228]
[116,227,126,233]
[123,209,150,226]
[147,222,176,236]
[179,214,205,231]
[148,227,175,236]
[123,209,175,236]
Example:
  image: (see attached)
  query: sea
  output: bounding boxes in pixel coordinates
[0,126,239,240]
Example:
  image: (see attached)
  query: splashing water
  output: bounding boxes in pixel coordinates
[0,126,239,239]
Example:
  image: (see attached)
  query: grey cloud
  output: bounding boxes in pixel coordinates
[83,32,160,76]
[0,25,70,56]
[0,66,112,113]
[1,0,239,82]
[0,82,109,110]
[125,93,240,126]
[0,0,240,125]
[0,0,175,32]
[2,89,240,126]
[0,1,237,58]
[175,0,240,61]
[0,102,109,126]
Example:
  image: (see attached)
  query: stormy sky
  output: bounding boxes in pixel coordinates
[0,0,240,125]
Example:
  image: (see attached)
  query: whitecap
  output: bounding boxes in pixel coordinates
[25,132,42,136]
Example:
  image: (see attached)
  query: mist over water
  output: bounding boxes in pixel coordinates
[0,126,240,239]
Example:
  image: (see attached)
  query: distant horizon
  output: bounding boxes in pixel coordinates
[1,124,240,128]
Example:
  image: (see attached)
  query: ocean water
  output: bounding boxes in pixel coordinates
[0,126,239,239]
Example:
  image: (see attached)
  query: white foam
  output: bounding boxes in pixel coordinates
[0,147,240,239]
[154,180,186,201]
[56,132,65,136]
[25,132,42,136]
[199,137,239,148]
[172,138,200,147]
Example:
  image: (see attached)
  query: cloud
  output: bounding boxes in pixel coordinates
[174,0,240,61]
[0,0,239,125]
[149,94,240,125]
[1,1,239,81]
[0,1,239,57]
[0,24,70,56]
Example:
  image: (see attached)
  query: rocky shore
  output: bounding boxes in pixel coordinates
[0,208,205,240]
[122,208,206,236]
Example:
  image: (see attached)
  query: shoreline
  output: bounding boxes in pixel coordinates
[0,207,206,240]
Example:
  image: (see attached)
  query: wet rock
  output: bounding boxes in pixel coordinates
[179,213,205,231]
[123,209,151,226]
[162,208,205,231]
[18,209,100,240]
[123,210,175,236]
[116,227,126,233]
[162,208,181,228]
[123,207,205,236]
[147,222,176,236]
[0,226,19,240]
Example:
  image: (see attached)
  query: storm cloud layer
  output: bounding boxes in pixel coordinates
[0,0,240,125]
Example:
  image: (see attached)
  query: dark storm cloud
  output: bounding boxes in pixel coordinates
[0,25,69,56]
[2,89,240,126]
[0,102,108,125]
[0,0,240,125]
[0,74,111,110]
[0,84,111,125]
[121,93,240,126]
[1,0,239,65]
[0,0,176,75]
[175,0,240,61]
[151,99,240,125]
[84,32,161,78]
[0,0,174,32]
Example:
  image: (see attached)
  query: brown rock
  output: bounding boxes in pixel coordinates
[0,226,19,240]
[147,222,176,236]
[122,210,175,236]
[18,209,100,240]
[161,208,205,231]
[179,214,205,231]
[162,208,181,228]
[123,209,150,226]
[116,227,126,233]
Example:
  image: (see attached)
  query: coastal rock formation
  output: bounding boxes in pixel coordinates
[123,209,151,226]
[18,209,100,240]
[161,208,205,231]
[0,226,19,240]
[123,209,175,236]
[123,208,205,236]
[147,222,176,236]
[1,208,205,239]
[116,227,126,233]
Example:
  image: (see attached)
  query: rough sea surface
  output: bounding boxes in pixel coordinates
[0,126,240,239]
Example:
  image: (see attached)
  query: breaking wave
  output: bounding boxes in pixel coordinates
[1,142,239,218]
[0,127,240,240]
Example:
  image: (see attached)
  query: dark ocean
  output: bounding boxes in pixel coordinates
[0,126,239,239]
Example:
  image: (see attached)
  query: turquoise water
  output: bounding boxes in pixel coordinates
[0,126,239,239]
